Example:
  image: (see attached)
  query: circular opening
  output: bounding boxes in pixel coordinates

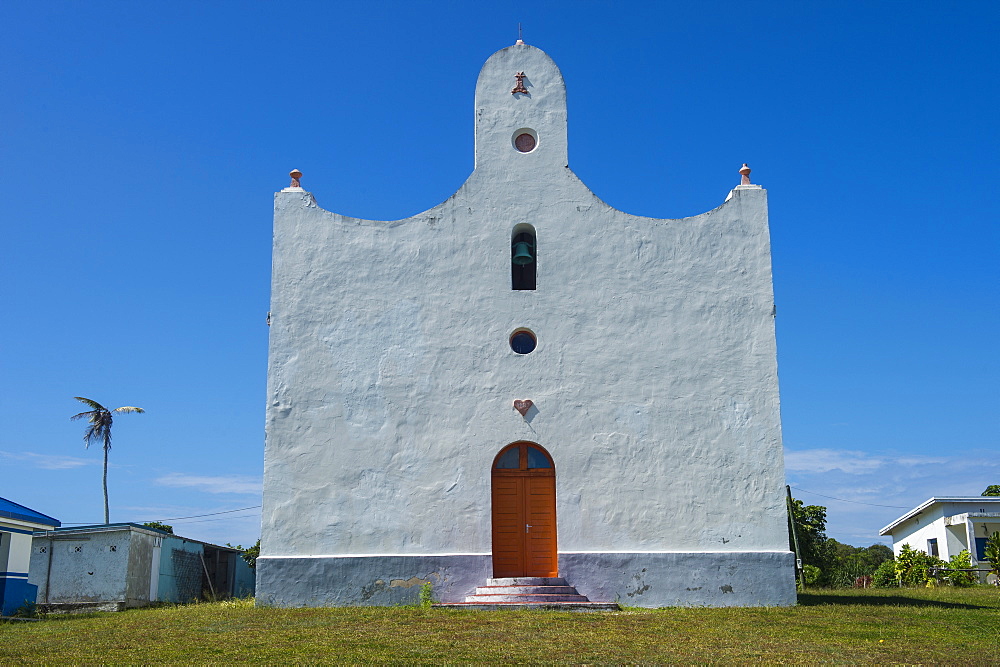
[512,128,537,153]
[515,134,536,152]
[509,329,537,354]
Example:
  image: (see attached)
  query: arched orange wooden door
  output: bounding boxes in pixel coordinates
[491,442,557,578]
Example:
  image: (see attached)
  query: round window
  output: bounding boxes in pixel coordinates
[510,329,536,354]
[512,128,538,153]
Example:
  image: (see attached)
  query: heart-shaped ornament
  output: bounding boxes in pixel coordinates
[513,399,533,417]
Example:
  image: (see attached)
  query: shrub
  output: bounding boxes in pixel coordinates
[985,532,1000,583]
[802,564,822,586]
[945,550,977,587]
[419,581,434,608]
[895,543,945,586]
[872,559,898,588]
[11,600,40,619]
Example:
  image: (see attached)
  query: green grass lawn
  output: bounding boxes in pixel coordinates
[2,588,998,664]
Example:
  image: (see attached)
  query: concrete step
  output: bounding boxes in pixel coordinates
[446,576,619,610]
[465,593,591,603]
[486,577,567,586]
[473,585,580,595]
[432,602,621,612]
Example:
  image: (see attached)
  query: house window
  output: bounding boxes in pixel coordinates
[975,537,988,561]
[927,538,938,558]
[511,224,536,290]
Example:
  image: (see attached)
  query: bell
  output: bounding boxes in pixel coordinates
[512,241,534,265]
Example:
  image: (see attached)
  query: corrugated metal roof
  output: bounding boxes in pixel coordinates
[0,496,61,527]
[34,522,242,552]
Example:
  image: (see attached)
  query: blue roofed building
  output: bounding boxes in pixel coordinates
[0,496,60,615]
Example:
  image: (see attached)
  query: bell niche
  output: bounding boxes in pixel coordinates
[511,223,536,290]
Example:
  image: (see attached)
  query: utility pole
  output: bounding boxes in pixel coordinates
[786,485,806,590]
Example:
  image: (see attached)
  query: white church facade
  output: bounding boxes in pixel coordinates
[257,42,795,607]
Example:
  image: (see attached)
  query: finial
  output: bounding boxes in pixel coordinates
[516,22,524,45]
[512,72,528,95]
[739,163,751,186]
[289,169,302,188]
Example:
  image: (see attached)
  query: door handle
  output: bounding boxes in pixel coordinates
[526,524,533,533]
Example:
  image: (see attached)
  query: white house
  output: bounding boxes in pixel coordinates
[258,41,795,608]
[0,496,60,615]
[879,497,1000,567]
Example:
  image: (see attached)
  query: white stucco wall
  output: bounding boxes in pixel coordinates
[888,507,947,557]
[944,523,968,557]
[258,45,794,606]
[260,44,790,603]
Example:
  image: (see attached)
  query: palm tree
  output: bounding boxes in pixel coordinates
[71,397,145,524]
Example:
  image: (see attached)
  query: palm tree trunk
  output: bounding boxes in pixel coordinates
[103,444,110,524]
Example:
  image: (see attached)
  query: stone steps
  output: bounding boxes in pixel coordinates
[488,577,566,586]
[472,585,580,595]
[433,601,621,611]
[432,576,619,611]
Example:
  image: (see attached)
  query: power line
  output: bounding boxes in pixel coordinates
[60,505,262,526]
[163,513,260,525]
[790,486,909,509]
[155,505,261,522]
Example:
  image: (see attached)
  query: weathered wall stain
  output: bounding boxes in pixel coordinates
[626,568,650,597]
[389,576,427,588]
[360,579,386,602]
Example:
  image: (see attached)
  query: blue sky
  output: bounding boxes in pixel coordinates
[2,1,996,549]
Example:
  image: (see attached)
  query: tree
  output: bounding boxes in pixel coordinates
[226,539,261,569]
[788,497,896,587]
[142,521,174,534]
[824,540,893,587]
[982,485,1000,497]
[71,397,145,524]
[788,497,832,575]
[985,532,1000,583]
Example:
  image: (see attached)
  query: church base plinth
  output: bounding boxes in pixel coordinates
[255,551,795,608]
[559,551,796,607]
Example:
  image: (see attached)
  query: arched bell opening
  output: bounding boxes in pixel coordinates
[511,224,536,291]
[490,441,557,577]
